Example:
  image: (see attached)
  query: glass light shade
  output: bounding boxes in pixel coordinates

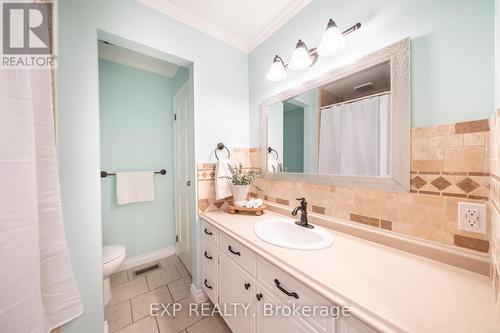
[288,40,312,70]
[266,56,287,81]
[317,24,346,56]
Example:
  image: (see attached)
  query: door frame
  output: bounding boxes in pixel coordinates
[173,81,192,269]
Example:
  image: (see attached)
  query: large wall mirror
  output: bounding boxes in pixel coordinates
[261,39,410,192]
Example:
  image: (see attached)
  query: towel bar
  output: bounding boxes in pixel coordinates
[100,169,166,178]
[215,143,230,160]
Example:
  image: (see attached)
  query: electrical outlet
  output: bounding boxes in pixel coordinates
[458,202,486,234]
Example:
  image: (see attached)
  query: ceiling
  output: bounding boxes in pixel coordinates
[98,40,180,77]
[137,0,312,52]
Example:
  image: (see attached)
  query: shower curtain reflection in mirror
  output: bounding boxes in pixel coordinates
[318,93,390,176]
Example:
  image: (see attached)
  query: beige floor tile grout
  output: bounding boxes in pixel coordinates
[128,299,133,326]
[108,255,204,333]
[154,315,161,333]
[180,316,208,333]
[107,297,132,312]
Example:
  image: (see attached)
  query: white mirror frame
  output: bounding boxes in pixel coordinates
[261,38,410,192]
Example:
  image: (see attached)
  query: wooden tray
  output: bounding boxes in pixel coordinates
[228,204,267,216]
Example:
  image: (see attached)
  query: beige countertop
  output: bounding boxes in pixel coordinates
[200,210,500,333]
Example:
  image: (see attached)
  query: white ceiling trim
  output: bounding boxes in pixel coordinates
[247,0,311,52]
[137,0,248,52]
[137,0,311,53]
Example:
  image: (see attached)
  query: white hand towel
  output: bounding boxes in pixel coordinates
[116,171,155,205]
[245,199,255,208]
[215,158,232,200]
[253,198,263,208]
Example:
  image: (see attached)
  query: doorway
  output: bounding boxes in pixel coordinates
[173,82,193,274]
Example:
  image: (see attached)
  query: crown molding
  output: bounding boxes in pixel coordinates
[247,0,311,52]
[137,0,311,53]
[137,0,249,52]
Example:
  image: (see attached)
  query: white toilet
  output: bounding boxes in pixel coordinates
[102,245,126,305]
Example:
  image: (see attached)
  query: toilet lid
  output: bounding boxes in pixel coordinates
[103,245,125,264]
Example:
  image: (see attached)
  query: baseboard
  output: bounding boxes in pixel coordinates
[117,246,176,272]
[190,283,208,303]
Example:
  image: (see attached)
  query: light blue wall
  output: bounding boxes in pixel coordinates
[57,1,248,332]
[173,66,189,93]
[249,0,495,146]
[99,60,183,258]
[497,0,500,109]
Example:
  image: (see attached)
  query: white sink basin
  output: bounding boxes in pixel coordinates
[254,218,333,250]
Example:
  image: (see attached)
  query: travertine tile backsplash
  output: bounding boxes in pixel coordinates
[490,111,500,291]
[198,119,493,254]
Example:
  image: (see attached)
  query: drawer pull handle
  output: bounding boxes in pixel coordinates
[228,245,241,256]
[204,279,213,290]
[204,228,213,235]
[274,279,299,299]
[244,282,250,290]
[256,293,263,301]
[204,251,213,260]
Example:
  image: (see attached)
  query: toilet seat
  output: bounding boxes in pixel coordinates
[103,245,125,264]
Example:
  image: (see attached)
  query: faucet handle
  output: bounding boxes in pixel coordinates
[296,198,307,207]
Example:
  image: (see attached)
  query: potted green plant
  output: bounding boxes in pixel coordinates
[226,163,261,206]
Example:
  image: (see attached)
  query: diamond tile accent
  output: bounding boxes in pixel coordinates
[431,176,451,191]
[213,201,225,209]
[456,177,480,193]
[410,176,427,189]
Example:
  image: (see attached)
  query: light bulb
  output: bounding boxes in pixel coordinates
[266,55,287,81]
[317,19,346,56]
[288,40,312,71]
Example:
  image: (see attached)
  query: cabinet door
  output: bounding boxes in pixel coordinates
[219,253,255,333]
[336,316,378,333]
[254,283,319,333]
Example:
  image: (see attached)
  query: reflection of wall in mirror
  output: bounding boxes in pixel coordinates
[267,102,283,172]
[285,90,318,174]
[283,104,304,173]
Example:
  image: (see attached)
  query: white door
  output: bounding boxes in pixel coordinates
[173,82,192,274]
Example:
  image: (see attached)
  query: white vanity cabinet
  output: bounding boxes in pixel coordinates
[254,282,318,333]
[201,220,219,303]
[219,252,255,332]
[200,219,377,333]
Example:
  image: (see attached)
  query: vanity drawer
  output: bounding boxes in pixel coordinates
[201,219,219,245]
[202,267,218,303]
[202,238,218,275]
[257,257,333,332]
[219,233,256,277]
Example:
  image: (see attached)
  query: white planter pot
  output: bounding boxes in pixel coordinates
[231,184,250,206]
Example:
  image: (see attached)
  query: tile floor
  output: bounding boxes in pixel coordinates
[106,255,231,333]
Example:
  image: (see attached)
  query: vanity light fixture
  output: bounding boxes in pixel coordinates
[289,40,314,70]
[317,19,347,56]
[266,19,361,81]
[267,55,287,81]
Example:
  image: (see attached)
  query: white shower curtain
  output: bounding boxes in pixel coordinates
[0,69,83,332]
[318,94,390,176]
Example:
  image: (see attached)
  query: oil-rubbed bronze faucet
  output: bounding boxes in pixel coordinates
[291,198,313,229]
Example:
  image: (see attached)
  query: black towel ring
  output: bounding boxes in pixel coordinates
[267,147,279,160]
[215,143,230,160]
